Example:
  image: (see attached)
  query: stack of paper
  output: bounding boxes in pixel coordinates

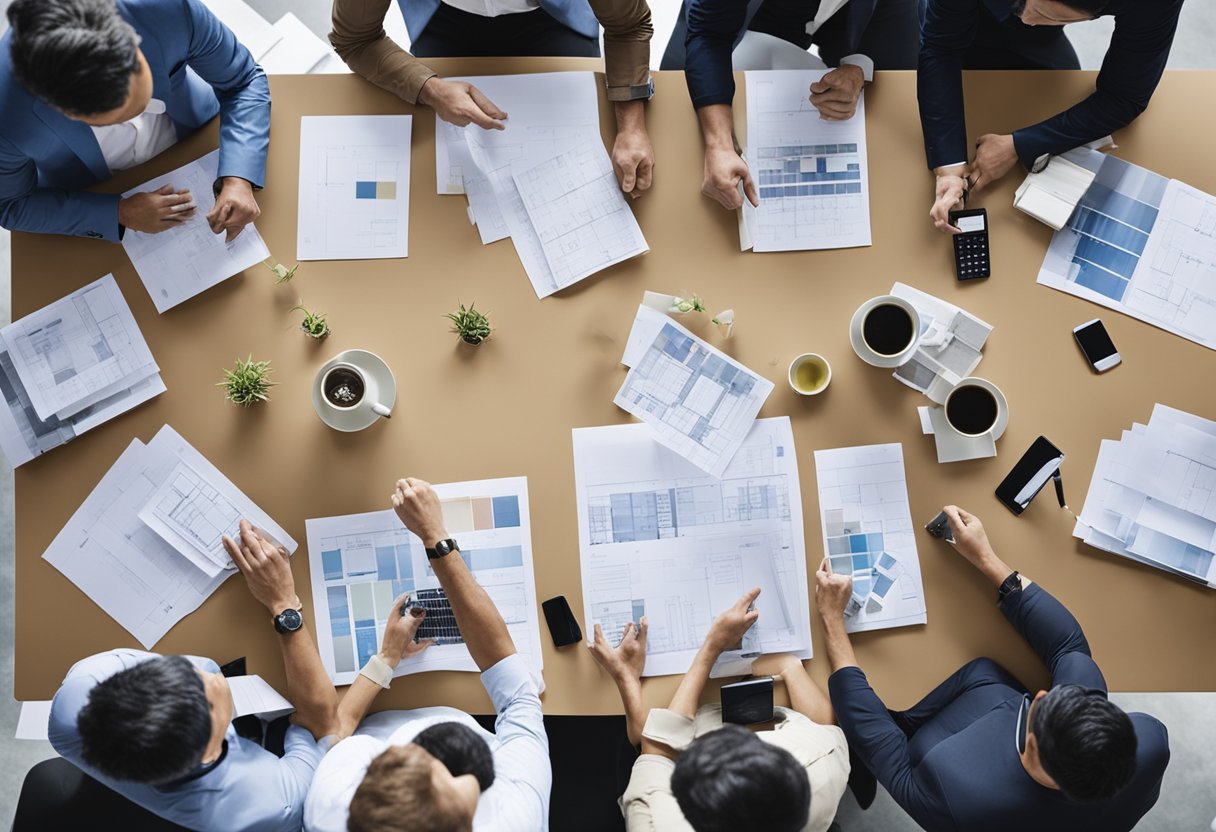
[435,72,648,297]
[1014,154,1097,230]
[616,305,774,478]
[0,275,164,467]
[1075,404,1216,588]
[43,425,298,647]
[889,282,993,405]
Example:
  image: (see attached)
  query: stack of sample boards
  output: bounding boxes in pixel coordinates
[1076,404,1216,588]
[0,275,164,467]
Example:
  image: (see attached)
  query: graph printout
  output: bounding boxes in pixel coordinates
[298,115,412,260]
[614,308,774,479]
[306,478,543,685]
[574,417,812,677]
[813,444,927,633]
[742,70,872,252]
[1037,148,1216,350]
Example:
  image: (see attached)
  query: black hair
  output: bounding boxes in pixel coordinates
[1031,685,1138,803]
[413,722,497,792]
[670,724,810,832]
[77,656,212,784]
[7,0,140,115]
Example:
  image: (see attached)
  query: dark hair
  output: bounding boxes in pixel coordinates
[671,724,810,832]
[77,656,212,784]
[7,0,140,115]
[1031,685,1138,803]
[414,722,496,792]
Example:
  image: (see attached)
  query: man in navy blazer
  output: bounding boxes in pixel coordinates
[817,505,1170,832]
[0,0,270,242]
[921,0,1185,233]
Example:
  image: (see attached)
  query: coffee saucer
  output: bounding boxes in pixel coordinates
[312,350,397,433]
[958,377,1009,440]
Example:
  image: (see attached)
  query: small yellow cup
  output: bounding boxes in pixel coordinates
[788,353,832,396]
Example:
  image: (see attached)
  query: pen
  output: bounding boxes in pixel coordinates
[1053,471,1068,510]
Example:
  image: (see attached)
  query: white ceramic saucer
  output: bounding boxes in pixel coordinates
[312,349,397,433]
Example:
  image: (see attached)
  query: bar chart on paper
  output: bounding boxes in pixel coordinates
[298,115,412,260]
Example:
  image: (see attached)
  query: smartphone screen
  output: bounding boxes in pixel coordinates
[1074,319,1119,371]
[541,596,583,647]
[995,436,1065,515]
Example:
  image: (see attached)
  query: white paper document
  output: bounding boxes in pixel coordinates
[306,478,543,685]
[122,150,270,312]
[298,115,412,260]
[741,70,871,252]
[1037,148,1216,350]
[229,675,295,719]
[0,274,159,422]
[814,444,927,632]
[1014,154,1097,230]
[889,282,993,404]
[614,306,774,479]
[574,418,812,677]
[15,700,52,741]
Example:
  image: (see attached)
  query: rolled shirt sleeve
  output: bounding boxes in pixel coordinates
[330,0,438,105]
[588,0,655,101]
[481,654,551,831]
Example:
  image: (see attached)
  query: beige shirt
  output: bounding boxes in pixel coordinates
[621,705,851,832]
[330,0,653,104]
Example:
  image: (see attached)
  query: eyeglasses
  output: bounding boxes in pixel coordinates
[1015,694,1031,756]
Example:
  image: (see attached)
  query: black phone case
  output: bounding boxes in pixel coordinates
[542,596,583,647]
[995,436,1064,515]
[721,677,775,725]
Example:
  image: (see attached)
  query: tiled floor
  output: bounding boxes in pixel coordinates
[2,1,1215,829]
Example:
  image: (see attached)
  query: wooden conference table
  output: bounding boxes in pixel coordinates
[13,60,1216,715]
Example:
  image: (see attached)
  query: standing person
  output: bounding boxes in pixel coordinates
[1,0,270,241]
[818,505,1170,831]
[304,477,552,832]
[921,0,1186,233]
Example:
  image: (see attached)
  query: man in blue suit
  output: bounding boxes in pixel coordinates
[921,0,1186,233]
[677,0,918,210]
[817,505,1170,832]
[0,0,270,242]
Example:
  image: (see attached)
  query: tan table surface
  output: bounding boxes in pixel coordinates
[14,61,1216,715]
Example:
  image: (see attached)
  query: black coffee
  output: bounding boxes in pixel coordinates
[862,304,915,356]
[946,385,999,435]
[324,368,365,408]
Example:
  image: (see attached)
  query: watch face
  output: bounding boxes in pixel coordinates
[435,539,453,556]
[277,608,303,632]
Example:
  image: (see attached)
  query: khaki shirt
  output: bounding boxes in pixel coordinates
[621,705,851,832]
[330,0,653,104]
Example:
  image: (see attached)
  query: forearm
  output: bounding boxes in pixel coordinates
[615,100,646,135]
[431,555,515,671]
[0,189,122,241]
[330,0,437,104]
[821,618,859,673]
[612,675,647,746]
[916,0,976,170]
[684,0,745,109]
[778,658,835,725]
[337,675,383,739]
[215,70,270,189]
[668,644,716,718]
[590,0,653,100]
[697,104,737,152]
[278,625,339,739]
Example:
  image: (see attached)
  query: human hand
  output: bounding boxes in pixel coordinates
[391,477,449,548]
[941,505,998,568]
[969,133,1018,195]
[379,592,435,669]
[809,64,865,121]
[612,116,655,199]
[815,558,853,622]
[223,519,299,615]
[702,147,758,210]
[704,588,761,654]
[118,184,196,234]
[589,618,648,683]
[420,77,507,131]
[207,177,260,242]
[930,167,969,234]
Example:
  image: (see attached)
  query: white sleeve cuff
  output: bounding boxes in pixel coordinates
[839,54,874,83]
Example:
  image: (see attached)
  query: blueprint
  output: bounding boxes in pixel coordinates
[0,275,158,422]
[1037,149,1216,350]
[306,478,543,685]
[298,115,412,260]
[741,70,871,252]
[614,306,774,479]
[122,150,270,313]
[813,444,927,632]
[889,282,993,404]
[573,417,812,677]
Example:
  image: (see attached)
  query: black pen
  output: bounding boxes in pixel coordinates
[1052,470,1067,509]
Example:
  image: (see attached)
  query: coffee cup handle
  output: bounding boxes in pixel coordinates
[371,402,392,419]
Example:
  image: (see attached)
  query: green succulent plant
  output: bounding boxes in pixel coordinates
[265,259,299,284]
[218,355,275,407]
[445,303,492,346]
[291,304,330,340]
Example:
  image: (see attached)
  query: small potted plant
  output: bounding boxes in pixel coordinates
[291,304,330,340]
[218,355,275,407]
[445,303,492,346]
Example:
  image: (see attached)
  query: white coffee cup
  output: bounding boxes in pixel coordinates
[942,377,1007,437]
[319,362,392,419]
[848,295,922,368]
[788,353,832,396]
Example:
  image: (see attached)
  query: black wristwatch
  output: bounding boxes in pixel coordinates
[425,538,459,560]
[997,571,1022,604]
[273,607,303,634]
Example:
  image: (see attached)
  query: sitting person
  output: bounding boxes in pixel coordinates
[819,505,1171,831]
[1,0,269,242]
[48,520,341,832]
[303,477,551,832]
[590,588,850,832]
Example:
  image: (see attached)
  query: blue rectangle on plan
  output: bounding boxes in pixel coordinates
[492,495,521,528]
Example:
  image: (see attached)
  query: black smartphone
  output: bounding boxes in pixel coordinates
[1073,319,1121,372]
[995,436,1065,516]
[541,596,583,647]
[721,676,775,725]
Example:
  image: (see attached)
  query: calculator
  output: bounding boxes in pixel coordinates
[949,208,991,281]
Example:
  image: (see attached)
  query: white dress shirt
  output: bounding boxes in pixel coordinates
[440,0,540,17]
[89,98,177,174]
[805,0,852,37]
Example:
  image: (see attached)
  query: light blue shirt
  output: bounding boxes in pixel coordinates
[304,653,551,832]
[49,649,326,832]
